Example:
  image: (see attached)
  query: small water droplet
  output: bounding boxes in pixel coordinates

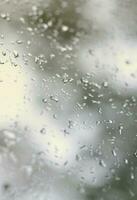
[50,95,58,102]
[119,125,123,135]
[62,25,69,32]
[112,149,117,157]
[42,98,48,103]
[0,59,5,64]
[125,159,128,164]
[1,13,7,19]
[81,77,89,84]
[102,81,108,87]
[131,172,135,180]
[13,50,19,58]
[2,51,6,56]
[99,159,106,167]
[68,120,74,129]
[40,128,47,134]
[16,40,23,44]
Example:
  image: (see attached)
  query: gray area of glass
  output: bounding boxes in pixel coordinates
[0,0,137,199]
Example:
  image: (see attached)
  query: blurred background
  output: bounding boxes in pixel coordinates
[0,0,137,199]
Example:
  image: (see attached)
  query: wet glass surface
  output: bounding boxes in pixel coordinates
[0,0,137,199]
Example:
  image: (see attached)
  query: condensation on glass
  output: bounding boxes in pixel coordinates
[0,0,137,199]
